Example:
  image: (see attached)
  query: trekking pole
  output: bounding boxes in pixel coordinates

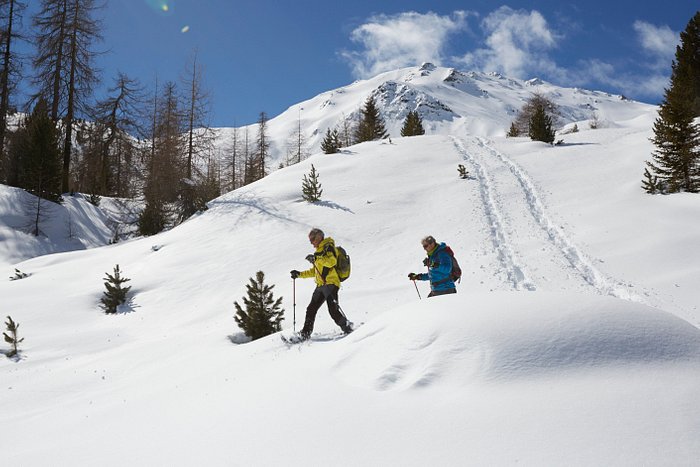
[293,277,297,332]
[412,280,422,300]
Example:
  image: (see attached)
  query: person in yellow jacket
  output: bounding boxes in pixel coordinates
[290,228,353,340]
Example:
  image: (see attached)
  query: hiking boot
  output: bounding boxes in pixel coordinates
[341,321,354,334]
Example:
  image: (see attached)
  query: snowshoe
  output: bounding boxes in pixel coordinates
[281,332,309,344]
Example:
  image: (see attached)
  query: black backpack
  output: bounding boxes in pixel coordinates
[444,245,462,283]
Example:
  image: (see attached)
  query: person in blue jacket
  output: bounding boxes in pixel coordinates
[408,235,457,297]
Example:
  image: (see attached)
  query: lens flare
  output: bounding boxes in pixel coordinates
[145,0,172,14]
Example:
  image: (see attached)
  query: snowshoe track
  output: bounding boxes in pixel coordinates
[452,135,644,302]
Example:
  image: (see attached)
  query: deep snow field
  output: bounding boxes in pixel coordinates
[2,111,700,465]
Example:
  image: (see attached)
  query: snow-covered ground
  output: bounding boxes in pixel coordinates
[0,187,141,268]
[2,76,700,464]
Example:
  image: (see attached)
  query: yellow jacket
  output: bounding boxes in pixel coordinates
[299,237,340,287]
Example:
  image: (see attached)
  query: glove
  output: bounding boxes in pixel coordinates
[408,273,418,281]
[422,257,429,267]
[290,270,300,279]
[305,254,315,264]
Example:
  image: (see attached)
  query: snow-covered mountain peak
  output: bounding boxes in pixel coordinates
[245,64,656,167]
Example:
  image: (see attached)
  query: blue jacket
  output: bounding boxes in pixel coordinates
[416,242,456,292]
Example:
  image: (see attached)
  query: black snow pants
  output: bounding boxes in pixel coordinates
[301,284,348,336]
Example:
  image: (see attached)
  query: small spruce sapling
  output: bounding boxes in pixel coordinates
[320,128,341,154]
[234,271,285,340]
[506,122,520,137]
[642,166,660,194]
[301,164,323,202]
[4,316,24,358]
[458,164,469,179]
[9,269,29,281]
[589,113,600,129]
[100,264,132,314]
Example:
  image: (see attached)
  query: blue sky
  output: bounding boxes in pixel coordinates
[20,1,700,126]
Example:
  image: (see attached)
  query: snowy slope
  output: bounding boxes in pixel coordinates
[0,186,141,267]
[0,64,653,266]
[2,98,700,466]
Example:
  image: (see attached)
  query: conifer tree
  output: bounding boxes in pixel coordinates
[12,98,62,201]
[233,271,284,340]
[224,125,241,191]
[338,113,354,148]
[400,110,425,137]
[139,80,183,235]
[99,264,131,314]
[286,109,310,165]
[528,102,556,144]
[647,11,700,193]
[138,199,167,236]
[641,167,659,194]
[252,111,270,182]
[506,122,520,137]
[514,93,560,135]
[8,98,62,236]
[32,0,104,193]
[301,164,322,202]
[674,11,700,117]
[3,315,23,358]
[320,127,340,154]
[180,51,216,220]
[355,96,388,143]
[0,0,26,175]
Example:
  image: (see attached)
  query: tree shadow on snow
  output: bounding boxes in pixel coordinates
[1,349,24,362]
[228,332,252,345]
[208,192,302,227]
[556,142,598,147]
[113,296,139,315]
[313,200,354,213]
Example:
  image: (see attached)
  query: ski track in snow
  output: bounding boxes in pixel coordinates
[452,135,645,303]
[452,137,535,291]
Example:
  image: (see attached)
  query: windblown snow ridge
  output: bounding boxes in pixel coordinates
[332,293,700,391]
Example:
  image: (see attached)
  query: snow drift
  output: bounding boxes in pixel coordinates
[333,292,700,392]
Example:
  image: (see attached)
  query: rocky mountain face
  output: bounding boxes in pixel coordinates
[215,63,653,167]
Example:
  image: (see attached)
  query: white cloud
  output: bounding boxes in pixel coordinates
[457,6,563,79]
[575,58,669,99]
[340,11,472,79]
[569,23,677,99]
[340,8,676,103]
[633,20,678,66]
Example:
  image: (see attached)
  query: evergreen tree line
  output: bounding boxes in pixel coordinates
[321,96,426,154]
[0,1,274,236]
